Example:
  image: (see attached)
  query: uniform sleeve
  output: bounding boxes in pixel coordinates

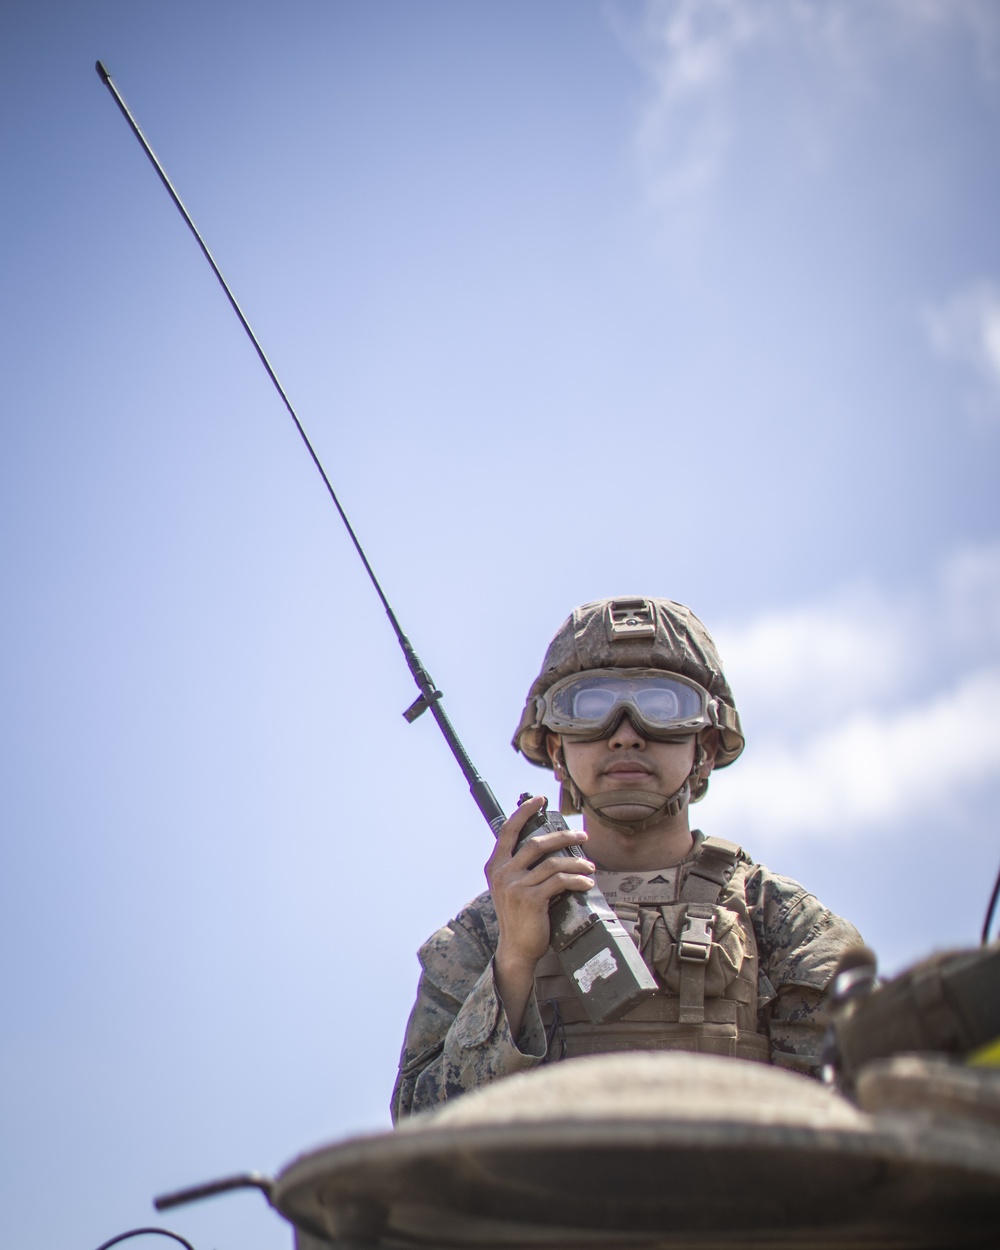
[390,894,547,1122]
[746,866,864,1078]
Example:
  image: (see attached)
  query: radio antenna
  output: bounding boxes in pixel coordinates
[95,60,505,833]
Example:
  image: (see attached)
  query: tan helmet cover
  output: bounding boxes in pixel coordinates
[513,597,744,771]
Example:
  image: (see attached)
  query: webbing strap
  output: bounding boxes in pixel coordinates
[714,702,740,732]
[678,904,715,1024]
[674,840,739,1024]
[680,836,741,903]
[613,900,640,941]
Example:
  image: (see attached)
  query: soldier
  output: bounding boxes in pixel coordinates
[392,597,864,1121]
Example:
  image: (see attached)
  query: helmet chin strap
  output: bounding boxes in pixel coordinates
[583,782,691,835]
[555,739,706,835]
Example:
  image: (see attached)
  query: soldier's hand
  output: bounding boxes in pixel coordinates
[486,796,594,974]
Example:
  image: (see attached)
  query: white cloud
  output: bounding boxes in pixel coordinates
[636,0,762,103]
[715,540,1000,726]
[922,281,1000,417]
[713,585,913,724]
[614,0,1000,213]
[703,540,1000,840]
[709,666,1000,838]
[616,0,764,214]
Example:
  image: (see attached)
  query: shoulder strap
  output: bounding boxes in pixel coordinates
[675,837,742,1024]
[680,836,742,903]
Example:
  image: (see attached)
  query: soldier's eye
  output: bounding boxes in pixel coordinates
[573,689,617,719]
[635,689,681,720]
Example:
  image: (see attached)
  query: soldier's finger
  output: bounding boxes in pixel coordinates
[511,826,588,868]
[534,870,596,897]
[486,802,552,885]
[521,854,596,885]
[493,795,547,859]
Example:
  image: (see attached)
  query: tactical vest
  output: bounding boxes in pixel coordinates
[535,837,771,1064]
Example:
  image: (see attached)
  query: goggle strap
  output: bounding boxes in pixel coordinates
[711,699,738,731]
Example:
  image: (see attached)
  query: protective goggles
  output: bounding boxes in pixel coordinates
[537,668,715,741]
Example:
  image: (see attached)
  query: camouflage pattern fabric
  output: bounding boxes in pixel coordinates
[391,835,863,1122]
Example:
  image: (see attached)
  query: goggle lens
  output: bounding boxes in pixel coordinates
[572,687,618,720]
[633,684,693,721]
[547,671,709,736]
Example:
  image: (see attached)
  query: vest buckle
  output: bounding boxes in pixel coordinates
[678,905,715,962]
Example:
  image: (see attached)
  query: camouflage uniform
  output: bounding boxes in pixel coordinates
[391,831,863,1121]
[392,599,863,1122]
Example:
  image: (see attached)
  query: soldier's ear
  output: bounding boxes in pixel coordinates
[698,728,721,776]
[546,733,565,777]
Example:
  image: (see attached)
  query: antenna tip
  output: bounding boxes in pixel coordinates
[95,60,110,83]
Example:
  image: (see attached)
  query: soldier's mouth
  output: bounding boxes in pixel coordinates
[603,761,654,778]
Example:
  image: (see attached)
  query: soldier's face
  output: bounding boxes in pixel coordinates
[546,717,717,828]
[565,722,694,790]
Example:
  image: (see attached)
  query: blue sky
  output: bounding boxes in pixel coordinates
[2,3,1000,1248]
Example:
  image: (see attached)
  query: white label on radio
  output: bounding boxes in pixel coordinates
[573,947,618,994]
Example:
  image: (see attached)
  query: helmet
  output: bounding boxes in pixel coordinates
[512,597,744,828]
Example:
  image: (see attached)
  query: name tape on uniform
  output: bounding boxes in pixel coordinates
[595,866,681,905]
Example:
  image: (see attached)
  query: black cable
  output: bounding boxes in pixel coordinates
[982,857,1000,946]
[153,1171,272,1211]
[92,1229,196,1250]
